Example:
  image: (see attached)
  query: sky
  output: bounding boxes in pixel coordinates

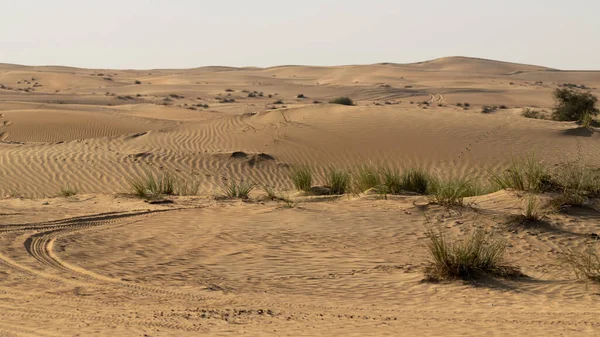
[1,0,599,70]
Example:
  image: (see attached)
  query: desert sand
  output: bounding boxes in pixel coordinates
[0,56,599,336]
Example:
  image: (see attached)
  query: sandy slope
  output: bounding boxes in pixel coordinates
[0,57,599,336]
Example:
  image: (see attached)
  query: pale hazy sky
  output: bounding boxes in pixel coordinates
[1,0,599,70]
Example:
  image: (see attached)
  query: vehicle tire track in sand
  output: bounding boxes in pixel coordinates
[17,209,217,302]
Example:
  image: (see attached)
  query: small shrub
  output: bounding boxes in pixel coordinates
[325,167,351,195]
[499,105,508,109]
[273,99,284,104]
[552,88,598,121]
[464,103,470,107]
[330,97,354,106]
[563,246,600,282]
[522,108,544,119]
[58,185,78,197]
[456,103,463,107]
[481,105,498,113]
[134,80,141,84]
[225,89,235,92]
[220,179,254,199]
[425,227,522,281]
[297,94,306,98]
[248,92,256,97]
[352,163,381,193]
[290,165,312,192]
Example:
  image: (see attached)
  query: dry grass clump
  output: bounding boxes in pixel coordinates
[58,185,78,197]
[325,167,351,195]
[522,108,546,119]
[220,179,254,199]
[562,245,600,282]
[130,170,199,199]
[290,165,313,192]
[425,227,522,281]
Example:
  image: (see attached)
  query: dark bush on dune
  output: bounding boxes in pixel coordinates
[330,97,354,106]
[552,88,598,121]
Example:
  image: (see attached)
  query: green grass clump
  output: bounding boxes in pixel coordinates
[220,179,254,199]
[401,168,430,194]
[380,166,403,194]
[563,246,600,283]
[428,176,482,207]
[130,170,198,199]
[488,155,551,192]
[329,97,354,106]
[425,227,522,281]
[58,185,78,197]
[290,165,313,192]
[352,163,381,193]
[325,167,351,195]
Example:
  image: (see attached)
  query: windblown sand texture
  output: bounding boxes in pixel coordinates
[0,57,599,336]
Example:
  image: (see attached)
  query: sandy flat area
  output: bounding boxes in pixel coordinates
[0,57,599,336]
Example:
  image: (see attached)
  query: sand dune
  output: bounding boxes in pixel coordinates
[0,56,599,335]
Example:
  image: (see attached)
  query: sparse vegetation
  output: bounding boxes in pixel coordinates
[329,97,354,106]
[481,105,498,113]
[563,245,600,282]
[428,175,481,207]
[522,108,546,119]
[220,179,254,199]
[325,167,351,195]
[290,165,313,192]
[488,155,551,192]
[351,163,381,193]
[401,168,431,195]
[425,227,522,281]
[273,99,284,104]
[58,185,78,197]
[297,94,306,99]
[130,170,199,199]
[551,88,598,121]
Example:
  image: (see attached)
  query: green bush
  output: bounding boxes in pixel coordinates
[428,176,481,206]
[330,97,354,106]
[551,88,598,121]
[488,155,551,192]
[401,168,430,194]
[58,185,78,197]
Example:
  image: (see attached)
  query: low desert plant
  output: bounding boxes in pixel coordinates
[290,165,312,192]
[297,94,306,98]
[352,163,381,193]
[425,227,522,281]
[380,166,403,194]
[220,179,254,199]
[273,99,284,104]
[58,185,78,197]
[330,97,354,106]
[562,245,600,282]
[488,154,551,192]
[552,88,598,121]
[325,167,351,195]
[428,176,481,206]
[401,168,430,195]
[130,170,197,199]
[522,108,545,119]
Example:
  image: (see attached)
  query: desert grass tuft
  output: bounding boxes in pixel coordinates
[130,170,197,199]
[401,168,430,194]
[425,227,522,281]
[58,185,78,197]
[562,245,600,282]
[488,154,551,192]
[290,165,312,192]
[428,175,481,207]
[220,179,255,199]
[351,163,381,193]
[380,166,403,194]
[325,167,351,195]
